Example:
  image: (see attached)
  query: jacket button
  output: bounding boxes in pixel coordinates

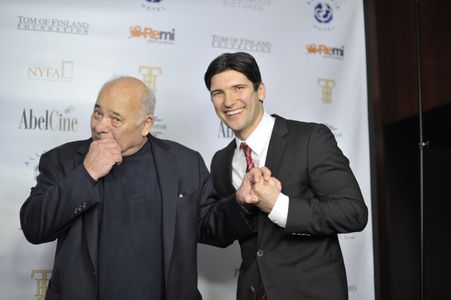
[250,286,255,293]
[257,249,264,257]
[74,208,80,214]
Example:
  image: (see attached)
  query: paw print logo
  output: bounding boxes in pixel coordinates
[130,26,143,37]
[306,44,318,54]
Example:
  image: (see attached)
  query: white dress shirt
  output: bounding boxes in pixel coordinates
[231,112,289,228]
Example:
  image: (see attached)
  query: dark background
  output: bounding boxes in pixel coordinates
[366,0,451,299]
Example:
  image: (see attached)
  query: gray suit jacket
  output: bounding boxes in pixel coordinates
[210,115,368,300]
[20,135,254,300]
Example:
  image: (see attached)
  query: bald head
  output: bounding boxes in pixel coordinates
[99,76,156,124]
[90,76,155,156]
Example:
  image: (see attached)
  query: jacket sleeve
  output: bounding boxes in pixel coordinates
[196,152,255,247]
[285,124,368,235]
[20,148,100,244]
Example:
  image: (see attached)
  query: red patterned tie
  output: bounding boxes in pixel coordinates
[240,143,255,172]
[241,142,266,299]
[255,282,267,300]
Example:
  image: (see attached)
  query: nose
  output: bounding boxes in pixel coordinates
[92,116,110,139]
[223,90,236,107]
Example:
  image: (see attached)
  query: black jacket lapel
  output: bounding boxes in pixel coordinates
[148,135,178,287]
[222,141,236,195]
[258,115,288,245]
[75,139,99,274]
[265,115,288,177]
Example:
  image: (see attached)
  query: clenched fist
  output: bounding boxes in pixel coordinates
[253,177,282,213]
[83,137,122,180]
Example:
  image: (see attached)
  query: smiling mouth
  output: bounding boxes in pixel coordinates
[225,108,244,116]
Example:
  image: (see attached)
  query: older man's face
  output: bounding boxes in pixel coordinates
[90,79,152,157]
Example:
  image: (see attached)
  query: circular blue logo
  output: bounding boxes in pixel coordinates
[314,2,333,24]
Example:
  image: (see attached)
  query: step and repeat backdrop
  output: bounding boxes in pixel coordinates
[0,0,374,299]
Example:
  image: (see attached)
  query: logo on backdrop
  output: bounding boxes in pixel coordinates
[19,106,78,132]
[218,122,235,139]
[141,0,166,12]
[325,123,343,139]
[138,66,162,91]
[317,78,336,104]
[348,284,358,293]
[31,269,52,300]
[305,0,341,31]
[129,26,175,44]
[306,43,344,60]
[223,0,272,11]
[27,61,74,82]
[211,34,271,53]
[137,66,166,137]
[17,16,89,35]
[24,149,46,179]
[150,116,167,137]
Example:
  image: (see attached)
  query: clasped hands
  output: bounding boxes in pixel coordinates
[84,137,282,214]
[236,167,282,214]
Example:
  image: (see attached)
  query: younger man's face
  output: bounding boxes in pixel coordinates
[209,70,265,140]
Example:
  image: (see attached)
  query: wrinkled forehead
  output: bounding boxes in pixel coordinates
[96,86,141,118]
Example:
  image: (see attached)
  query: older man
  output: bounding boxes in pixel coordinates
[20,76,271,300]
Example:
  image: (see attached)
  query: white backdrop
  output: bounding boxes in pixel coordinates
[0,0,374,299]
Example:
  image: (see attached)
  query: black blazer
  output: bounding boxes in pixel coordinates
[20,135,254,300]
[210,115,368,300]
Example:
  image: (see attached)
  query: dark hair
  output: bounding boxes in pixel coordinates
[204,52,262,91]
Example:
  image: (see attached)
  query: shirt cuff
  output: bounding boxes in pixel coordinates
[268,193,289,228]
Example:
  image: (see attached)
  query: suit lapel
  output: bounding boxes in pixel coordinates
[265,115,288,177]
[149,136,178,286]
[74,139,100,273]
[221,141,236,195]
[258,116,288,245]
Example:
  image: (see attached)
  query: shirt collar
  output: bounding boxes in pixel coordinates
[234,111,275,157]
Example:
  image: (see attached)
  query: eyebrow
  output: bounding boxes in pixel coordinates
[94,104,122,118]
[210,88,222,95]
